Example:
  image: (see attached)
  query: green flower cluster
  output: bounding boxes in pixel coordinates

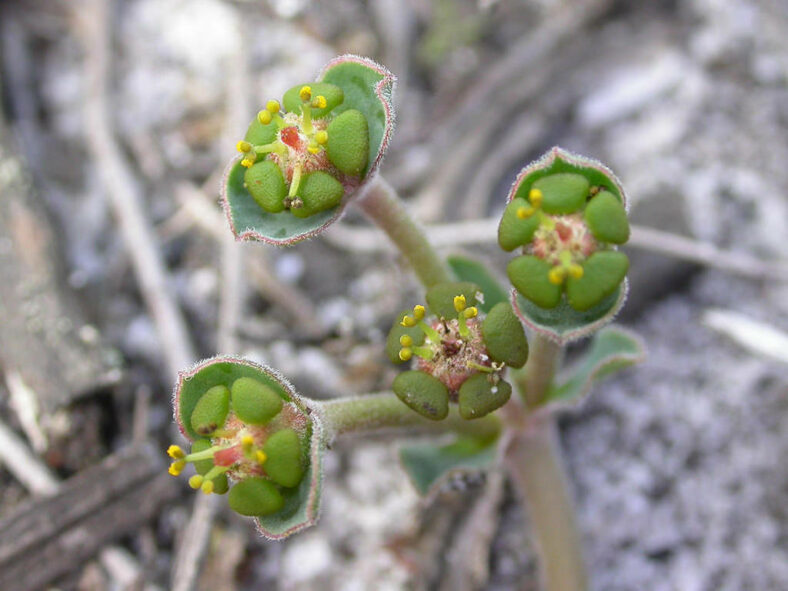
[386,281,529,420]
[168,376,307,518]
[238,83,370,218]
[499,170,630,311]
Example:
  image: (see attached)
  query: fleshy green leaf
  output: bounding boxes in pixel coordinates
[512,280,629,346]
[392,370,449,421]
[507,255,562,309]
[531,173,589,215]
[545,326,645,406]
[481,302,529,368]
[447,255,508,313]
[584,190,630,244]
[457,374,512,420]
[399,435,497,496]
[497,198,540,251]
[174,356,326,540]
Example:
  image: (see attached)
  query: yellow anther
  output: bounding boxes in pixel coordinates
[241,158,255,168]
[453,295,467,313]
[568,264,584,279]
[167,445,185,459]
[188,474,204,490]
[307,144,320,154]
[200,480,214,495]
[168,460,186,476]
[256,450,267,465]
[413,305,426,321]
[236,140,252,153]
[315,130,328,145]
[266,100,280,113]
[529,188,543,208]
[401,315,416,328]
[258,109,272,125]
[463,306,478,319]
[548,266,567,285]
[241,435,255,450]
[299,86,312,101]
[399,348,413,361]
[311,95,327,109]
[516,205,535,219]
[400,334,414,347]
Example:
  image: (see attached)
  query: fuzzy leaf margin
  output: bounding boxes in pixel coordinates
[399,435,497,497]
[505,147,630,344]
[545,326,645,408]
[221,55,396,246]
[173,356,327,540]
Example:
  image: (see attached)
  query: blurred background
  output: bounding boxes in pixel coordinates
[0,0,786,589]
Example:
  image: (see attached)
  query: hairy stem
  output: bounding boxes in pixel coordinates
[504,415,588,591]
[518,334,561,407]
[320,392,500,441]
[356,176,452,289]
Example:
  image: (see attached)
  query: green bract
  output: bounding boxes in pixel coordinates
[497,147,631,343]
[393,370,449,421]
[169,357,327,540]
[221,55,395,245]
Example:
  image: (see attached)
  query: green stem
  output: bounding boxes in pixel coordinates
[518,334,561,407]
[320,392,500,441]
[504,415,588,591]
[356,176,452,289]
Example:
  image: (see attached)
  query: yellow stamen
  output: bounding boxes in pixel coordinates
[241,158,254,168]
[307,144,320,154]
[168,460,186,476]
[188,474,204,490]
[266,100,280,113]
[548,266,567,285]
[399,348,413,361]
[453,295,467,313]
[167,445,185,459]
[256,450,267,465]
[311,95,327,109]
[516,205,535,219]
[315,130,328,145]
[399,334,414,347]
[401,315,416,328]
[258,110,272,125]
[529,188,543,207]
[299,86,312,101]
[463,306,478,319]
[200,480,214,495]
[236,140,252,153]
[568,264,584,279]
[241,435,255,452]
[413,305,426,321]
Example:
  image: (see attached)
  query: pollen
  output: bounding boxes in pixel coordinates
[315,130,328,145]
[255,450,267,465]
[517,205,535,219]
[299,86,312,101]
[236,140,252,153]
[401,315,416,328]
[258,109,272,125]
[167,445,185,459]
[400,334,414,347]
[266,100,280,113]
[463,307,478,319]
[548,266,567,285]
[200,480,214,495]
[413,305,426,321]
[568,263,584,279]
[399,348,413,361]
[241,158,254,168]
[312,95,327,109]
[188,474,204,490]
[453,295,467,313]
[529,188,543,208]
[307,145,320,154]
[168,460,186,476]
